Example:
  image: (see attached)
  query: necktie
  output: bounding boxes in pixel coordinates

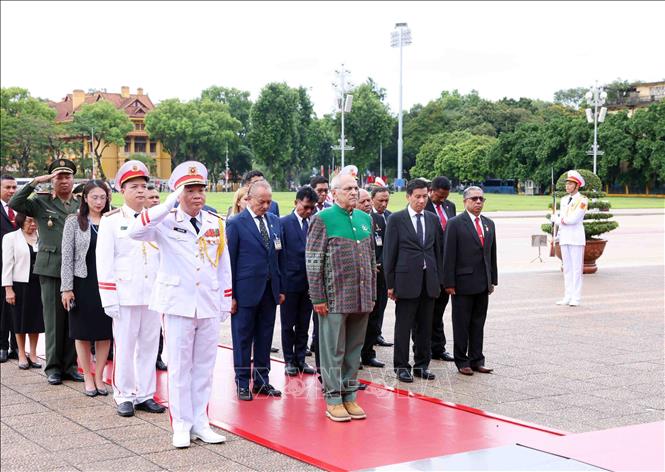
[474,216,484,247]
[134,213,139,218]
[568,196,572,204]
[257,216,270,250]
[435,204,447,231]
[416,213,424,246]
[190,217,199,234]
[302,218,309,239]
[7,206,16,228]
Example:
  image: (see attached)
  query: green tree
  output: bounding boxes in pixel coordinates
[200,86,252,141]
[1,87,59,176]
[145,99,194,167]
[70,101,133,180]
[553,87,588,109]
[630,101,665,193]
[249,82,314,188]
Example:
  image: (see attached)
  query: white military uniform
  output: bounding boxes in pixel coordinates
[555,190,588,305]
[129,163,232,437]
[97,204,161,405]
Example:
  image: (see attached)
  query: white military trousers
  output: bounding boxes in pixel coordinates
[112,306,161,405]
[163,313,220,434]
[561,245,584,303]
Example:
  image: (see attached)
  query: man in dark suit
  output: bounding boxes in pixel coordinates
[241,170,280,216]
[384,179,444,382]
[360,186,392,367]
[279,186,318,376]
[1,175,19,362]
[227,180,286,400]
[424,176,456,362]
[308,176,331,359]
[443,186,497,376]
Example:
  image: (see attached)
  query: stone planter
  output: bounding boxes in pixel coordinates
[554,239,608,274]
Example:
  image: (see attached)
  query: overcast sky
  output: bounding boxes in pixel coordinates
[2,1,663,116]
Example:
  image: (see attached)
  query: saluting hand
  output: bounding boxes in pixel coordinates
[32,171,62,185]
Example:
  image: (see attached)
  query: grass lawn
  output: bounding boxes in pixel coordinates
[112,192,663,214]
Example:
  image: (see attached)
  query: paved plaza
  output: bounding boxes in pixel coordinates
[2,211,663,471]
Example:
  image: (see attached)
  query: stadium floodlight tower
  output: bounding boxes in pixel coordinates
[332,65,354,168]
[585,82,608,174]
[391,22,411,189]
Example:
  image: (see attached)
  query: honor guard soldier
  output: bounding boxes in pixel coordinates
[554,170,588,307]
[96,161,165,417]
[9,159,82,385]
[129,161,231,448]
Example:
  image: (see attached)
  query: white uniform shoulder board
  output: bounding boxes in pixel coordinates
[103,208,121,217]
[205,210,224,220]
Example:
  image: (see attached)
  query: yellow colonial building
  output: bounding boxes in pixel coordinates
[49,86,171,179]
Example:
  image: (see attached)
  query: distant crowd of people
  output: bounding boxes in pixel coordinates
[1,157,588,448]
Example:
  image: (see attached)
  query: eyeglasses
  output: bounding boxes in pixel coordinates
[87,195,108,201]
[466,196,485,202]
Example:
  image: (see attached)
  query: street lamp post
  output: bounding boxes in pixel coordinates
[585,82,607,174]
[391,22,412,189]
[332,65,354,168]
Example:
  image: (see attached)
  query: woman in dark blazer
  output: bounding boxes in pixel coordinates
[61,180,112,397]
[2,213,44,369]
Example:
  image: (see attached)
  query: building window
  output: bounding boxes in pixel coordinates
[150,141,157,154]
[134,137,146,153]
[134,122,145,131]
[124,139,131,153]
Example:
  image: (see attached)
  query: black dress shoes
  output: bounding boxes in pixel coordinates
[237,387,253,401]
[362,358,385,368]
[299,363,317,375]
[18,361,30,370]
[47,373,62,385]
[413,368,436,380]
[472,366,494,374]
[252,384,282,397]
[397,369,414,383]
[8,350,19,360]
[155,359,168,371]
[135,398,166,413]
[0,349,8,363]
[85,389,98,397]
[431,351,455,362]
[284,363,299,376]
[117,401,135,417]
[270,347,279,353]
[305,348,313,357]
[375,336,394,347]
[28,359,42,369]
[63,371,84,382]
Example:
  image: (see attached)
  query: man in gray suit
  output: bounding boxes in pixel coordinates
[383,179,444,383]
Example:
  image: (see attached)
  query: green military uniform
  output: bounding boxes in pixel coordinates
[306,204,376,405]
[9,160,79,378]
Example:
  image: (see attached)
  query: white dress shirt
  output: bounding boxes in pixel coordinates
[407,205,426,241]
[295,213,309,231]
[467,210,485,237]
[247,207,271,238]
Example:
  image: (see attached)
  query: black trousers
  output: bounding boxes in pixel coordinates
[0,291,18,352]
[451,292,488,369]
[430,290,450,356]
[393,274,435,372]
[280,290,312,366]
[361,267,388,362]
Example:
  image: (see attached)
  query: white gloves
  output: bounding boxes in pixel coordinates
[165,185,184,209]
[104,305,120,319]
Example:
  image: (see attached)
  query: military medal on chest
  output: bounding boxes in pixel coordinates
[47,216,54,228]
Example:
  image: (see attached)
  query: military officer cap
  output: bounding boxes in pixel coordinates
[114,160,150,191]
[48,158,76,175]
[566,170,585,188]
[168,161,208,191]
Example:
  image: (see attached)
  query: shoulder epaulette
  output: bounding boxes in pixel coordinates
[205,209,223,220]
[103,208,121,217]
[169,208,177,213]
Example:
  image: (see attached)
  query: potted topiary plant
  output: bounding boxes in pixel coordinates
[541,169,619,274]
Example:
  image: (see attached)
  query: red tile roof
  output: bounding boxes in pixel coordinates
[50,90,155,122]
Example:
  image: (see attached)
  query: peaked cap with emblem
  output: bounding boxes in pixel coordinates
[168,161,208,191]
[114,160,150,191]
[48,158,76,174]
[566,170,585,188]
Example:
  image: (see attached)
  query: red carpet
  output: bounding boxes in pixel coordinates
[519,421,665,472]
[156,345,562,471]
